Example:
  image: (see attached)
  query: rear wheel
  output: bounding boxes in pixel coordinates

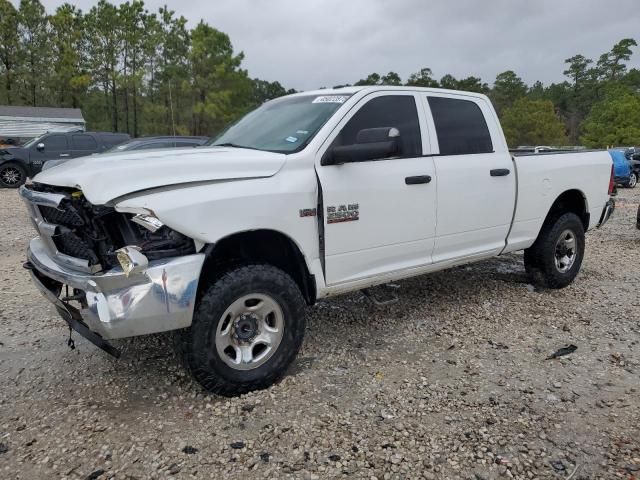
[524,212,585,289]
[628,172,638,188]
[0,163,26,188]
[180,264,306,396]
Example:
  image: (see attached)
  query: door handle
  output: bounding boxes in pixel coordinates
[59,154,70,157]
[490,168,510,177]
[405,175,432,185]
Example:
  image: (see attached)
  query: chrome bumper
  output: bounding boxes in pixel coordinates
[27,236,205,340]
[597,198,615,228]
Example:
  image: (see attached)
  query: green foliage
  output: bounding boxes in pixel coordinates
[490,70,528,114]
[406,68,438,87]
[354,72,402,86]
[501,98,568,147]
[439,74,489,93]
[595,38,637,81]
[17,0,50,106]
[580,86,640,148]
[0,0,20,104]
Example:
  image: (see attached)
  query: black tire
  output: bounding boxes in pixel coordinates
[628,172,638,188]
[180,264,306,396]
[523,212,585,289]
[0,163,26,188]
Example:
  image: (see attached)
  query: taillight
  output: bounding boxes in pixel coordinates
[608,164,615,196]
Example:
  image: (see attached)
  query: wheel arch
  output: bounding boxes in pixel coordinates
[198,229,317,305]
[542,189,590,232]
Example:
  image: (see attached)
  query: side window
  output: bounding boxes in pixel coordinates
[332,95,421,159]
[42,135,68,150]
[72,134,98,150]
[427,96,493,155]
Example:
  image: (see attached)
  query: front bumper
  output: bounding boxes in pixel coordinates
[27,236,205,341]
[597,198,615,228]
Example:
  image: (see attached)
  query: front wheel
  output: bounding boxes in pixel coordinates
[524,212,585,289]
[180,264,306,396]
[0,163,26,188]
[628,172,638,188]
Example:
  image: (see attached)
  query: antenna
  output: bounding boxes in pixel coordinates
[168,80,177,146]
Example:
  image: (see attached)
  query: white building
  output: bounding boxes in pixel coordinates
[0,106,85,141]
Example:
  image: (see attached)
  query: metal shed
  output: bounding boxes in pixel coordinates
[0,106,85,140]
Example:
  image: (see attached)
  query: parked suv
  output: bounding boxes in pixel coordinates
[0,131,130,187]
[106,136,209,152]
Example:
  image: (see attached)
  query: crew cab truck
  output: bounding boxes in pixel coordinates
[20,86,615,396]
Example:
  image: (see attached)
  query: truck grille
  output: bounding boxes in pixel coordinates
[39,205,85,227]
[53,229,100,265]
[37,204,97,263]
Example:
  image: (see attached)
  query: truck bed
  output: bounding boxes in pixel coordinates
[504,149,612,253]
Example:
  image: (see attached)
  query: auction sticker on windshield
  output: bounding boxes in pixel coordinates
[312,96,349,104]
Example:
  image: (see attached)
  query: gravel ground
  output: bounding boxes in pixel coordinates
[0,187,639,480]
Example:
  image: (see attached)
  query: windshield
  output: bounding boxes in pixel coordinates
[22,135,44,148]
[208,94,351,153]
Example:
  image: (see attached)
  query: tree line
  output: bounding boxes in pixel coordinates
[0,0,294,138]
[0,0,638,148]
[348,38,640,148]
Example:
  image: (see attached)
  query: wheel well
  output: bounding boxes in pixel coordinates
[545,190,589,230]
[199,230,316,305]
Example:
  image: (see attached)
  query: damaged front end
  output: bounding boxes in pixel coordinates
[19,183,206,354]
[23,183,195,272]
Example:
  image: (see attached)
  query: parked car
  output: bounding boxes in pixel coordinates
[106,136,209,152]
[20,86,614,396]
[42,136,210,171]
[610,149,636,188]
[0,131,130,187]
[624,148,640,187]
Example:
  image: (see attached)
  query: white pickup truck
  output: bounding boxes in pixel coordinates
[20,86,615,396]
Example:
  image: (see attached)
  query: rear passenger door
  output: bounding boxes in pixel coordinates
[71,134,99,158]
[422,94,516,263]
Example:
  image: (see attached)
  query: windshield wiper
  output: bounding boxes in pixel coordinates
[210,142,268,152]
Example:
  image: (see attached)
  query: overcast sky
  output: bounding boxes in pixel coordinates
[38,0,640,91]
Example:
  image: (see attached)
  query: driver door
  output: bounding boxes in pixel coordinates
[30,134,70,170]
[316,92,437,286]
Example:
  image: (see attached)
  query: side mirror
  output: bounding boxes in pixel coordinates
[322,127,400,165]
[36,143,45,151]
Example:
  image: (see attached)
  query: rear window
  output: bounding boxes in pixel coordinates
[428,96,493,155]
[72,134,98,150]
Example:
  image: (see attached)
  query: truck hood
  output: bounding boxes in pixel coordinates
[0,146,26,159]
[32,147,287,205]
